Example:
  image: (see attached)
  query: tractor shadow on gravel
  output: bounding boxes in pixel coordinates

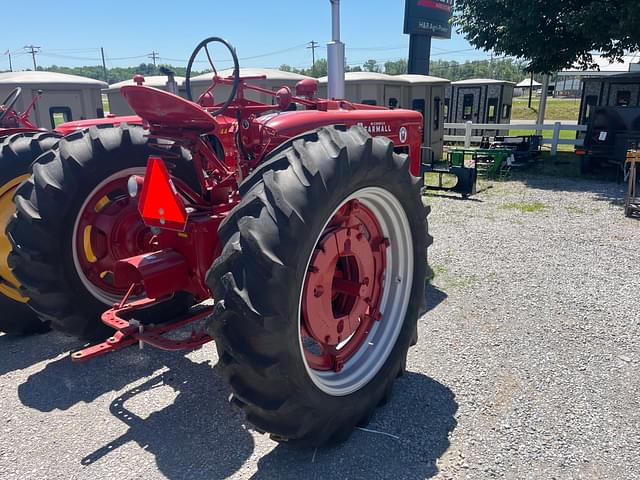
[18,348,254,478]
[252,372,457,480]
[0,330,80,377]
[81,359,254,479]
[251,286,454,480]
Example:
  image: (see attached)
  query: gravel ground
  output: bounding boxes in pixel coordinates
[0,174,638,479]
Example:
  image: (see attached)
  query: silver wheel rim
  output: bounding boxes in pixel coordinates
[71,167,146,305]
[298,186,415,396]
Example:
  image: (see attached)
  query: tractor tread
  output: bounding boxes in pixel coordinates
[0,131,62,335]
[206,125,430,447]
[6,125,198,339]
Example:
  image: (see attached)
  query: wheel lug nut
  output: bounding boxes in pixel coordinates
[314,286,324,297]
[337,320,344,333]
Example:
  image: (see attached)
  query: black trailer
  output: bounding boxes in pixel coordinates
[579,106,640,174]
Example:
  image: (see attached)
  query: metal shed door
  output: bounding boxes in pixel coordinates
[456,87,482,123]
[33,90,84,128]
[384,85,402,109]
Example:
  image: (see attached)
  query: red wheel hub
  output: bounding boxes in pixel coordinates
[302,199,388,372]
[75,176,152,297]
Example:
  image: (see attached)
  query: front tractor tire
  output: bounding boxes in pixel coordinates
[0,131,62,335]
[7,124,196,340]
[207,126,431,446]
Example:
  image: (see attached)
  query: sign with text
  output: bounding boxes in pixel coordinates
[404,0,453,39]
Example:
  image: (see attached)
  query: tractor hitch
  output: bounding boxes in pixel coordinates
[71,294,213,362]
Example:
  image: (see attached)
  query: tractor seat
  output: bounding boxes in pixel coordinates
[121,85,216,133]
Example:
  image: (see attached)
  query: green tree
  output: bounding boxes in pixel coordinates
[384,59,408,75]
[362,59,381,73]
[41,63,206,84]
[307,59,328,78]
[454,0,640,72]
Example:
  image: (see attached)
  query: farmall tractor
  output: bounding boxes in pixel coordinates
[7,37,431,446]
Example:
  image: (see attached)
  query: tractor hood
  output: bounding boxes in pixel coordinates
[254,107,423,148]
[55,115,142,136]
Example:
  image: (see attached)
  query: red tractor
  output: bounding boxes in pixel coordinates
[8,37,431,446]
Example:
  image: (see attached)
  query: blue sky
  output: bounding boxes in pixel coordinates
[3,0,489,71]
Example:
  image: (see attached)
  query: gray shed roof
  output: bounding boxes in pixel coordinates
[394,74,450,85]
[190,68,313,83]
[452,78,515,86]
[581,71,640,82]
[0,71,107,88]
[318,72,406,84]
[106,75,186,92]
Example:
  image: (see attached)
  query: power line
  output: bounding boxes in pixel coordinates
[23,45,40,70]
[148,51,159,66]
[307,40,319,66]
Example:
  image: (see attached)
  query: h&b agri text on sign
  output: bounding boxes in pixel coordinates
[404,0,453,39]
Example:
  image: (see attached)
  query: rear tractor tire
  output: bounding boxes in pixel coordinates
[7,124,197,340]
[0,131,61,335]
[207,126,431,446]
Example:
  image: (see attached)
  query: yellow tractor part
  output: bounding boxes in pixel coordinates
[0,174,30,303]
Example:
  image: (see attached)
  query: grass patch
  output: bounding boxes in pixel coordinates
[101,94,110,114]
[429,263,477,290]
[444,274,478,289]
[566,206,586,215]
[431,264,449,276]
[512,96,580,121]
[424,171,459,189]
[501,201,547,213]
[508,128,578,153]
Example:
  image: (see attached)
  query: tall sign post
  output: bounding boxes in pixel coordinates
[327,0,345,99]
[404,0,453,75]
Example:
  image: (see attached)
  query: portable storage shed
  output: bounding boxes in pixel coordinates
[105,75,186,115]
[189,68,314,105]
[395,74,450,162]
[318,72,451,161]
[445,79,515,134]
[317,72,407,108]
[0,71,107,129]
[579,72,640,126]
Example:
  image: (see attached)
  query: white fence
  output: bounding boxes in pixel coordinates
[444,122,587,155]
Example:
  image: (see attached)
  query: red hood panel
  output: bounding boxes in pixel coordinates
[55,115,142,136]
[255,108,423,143]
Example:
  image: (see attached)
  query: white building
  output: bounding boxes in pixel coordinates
[556,53,640,97]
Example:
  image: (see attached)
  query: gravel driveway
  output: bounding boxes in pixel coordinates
[1,174,638,479]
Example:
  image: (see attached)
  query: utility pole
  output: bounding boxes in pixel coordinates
[307,40,319,67]
[528,71,534,109]
[100,47,108,82]
[4,50,12,72]
[536,73,551,135]
[23,45,40,70]
[148,51,159,66]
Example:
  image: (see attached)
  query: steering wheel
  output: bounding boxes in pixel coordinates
[0,87,22,122]
[185,37,240,117]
